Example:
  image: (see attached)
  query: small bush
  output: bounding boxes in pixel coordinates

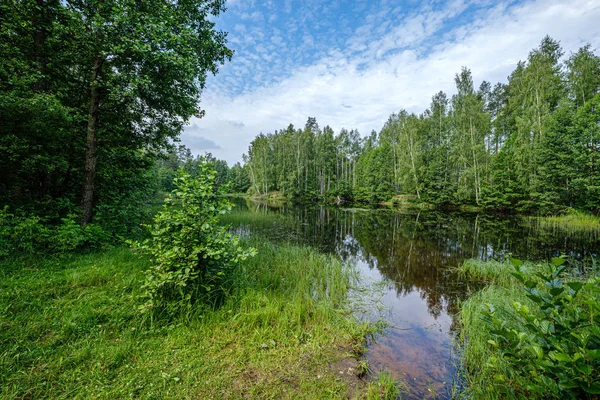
[478,258,600,398]
[0,207,107,257]
[131,165,256,313]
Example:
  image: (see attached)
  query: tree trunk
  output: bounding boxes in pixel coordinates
[81,54,103,225]
[408,135,420,200]
[469,116,480,205]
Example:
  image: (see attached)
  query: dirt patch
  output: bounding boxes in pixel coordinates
[329,345,367,399]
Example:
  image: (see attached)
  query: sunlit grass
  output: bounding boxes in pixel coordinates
[457,258,541,286]
[533,211,600,233]
[0,236,373,399]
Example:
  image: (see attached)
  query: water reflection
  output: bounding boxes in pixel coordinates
[228,199,600,399]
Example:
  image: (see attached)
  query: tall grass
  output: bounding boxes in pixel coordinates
[533,211,600,233]
[458,258,541,285]
[1,237,371,399]
[458,284,534,399]
[457,259,543,398]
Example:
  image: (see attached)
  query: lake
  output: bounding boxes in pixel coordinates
[227,199,600,399]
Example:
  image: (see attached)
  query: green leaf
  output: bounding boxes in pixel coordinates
[531,345,544,359]
[551,257,565,266]
[510,258,523,267]
[549,351,571,362]
[582,382,600,394]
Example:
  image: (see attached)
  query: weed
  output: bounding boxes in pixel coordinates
[365,372,403,400]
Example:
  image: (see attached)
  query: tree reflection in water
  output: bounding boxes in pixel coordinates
[228,199,600,399]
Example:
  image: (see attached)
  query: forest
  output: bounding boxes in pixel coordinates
[242,37,600,214]
[0,1,394,398]
[2,0,600,398]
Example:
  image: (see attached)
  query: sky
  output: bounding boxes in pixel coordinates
[181,0,600,165]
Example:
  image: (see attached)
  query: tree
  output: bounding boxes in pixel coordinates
[571,94,600,212]
[421,91,453,204]
[0,0,233,225]
[566,44,600,108]
[451,67,490,204]
[509,36,565,202]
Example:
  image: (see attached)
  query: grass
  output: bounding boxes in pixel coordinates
[457,258,542,286]
[457,259,543,399]
[458,283,534,399]
[534,211,600,232]
[457,258,600,399]
[0,236,376,399]
[364,372,403,400]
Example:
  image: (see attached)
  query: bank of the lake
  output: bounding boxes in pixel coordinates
[225,198,600,399]
[457,258,600,399]
[1,237,397,399]
[244,193,600,225]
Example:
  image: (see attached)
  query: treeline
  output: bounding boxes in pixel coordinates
[243,37,600,213]
[155,145,250,194]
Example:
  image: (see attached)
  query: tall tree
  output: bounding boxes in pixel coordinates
[1,0,233,225]
[510,36,565,199]
[566,44,600,108]
[451,67,490,204]
[421,91,452,203]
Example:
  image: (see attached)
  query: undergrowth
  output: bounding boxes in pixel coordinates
[1,237,376,399]
[458,257,600,399]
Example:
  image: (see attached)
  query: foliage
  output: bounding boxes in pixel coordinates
[0,0,232,224]
[461,257,600,399]
[0,206,108,257]
[131,166,256,313]
[1,238,373,398]
[153,146,236,195]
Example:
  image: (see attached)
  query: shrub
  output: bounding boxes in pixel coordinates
[131,165,256,313]
[481,258,600,398]
[0,207,107,257]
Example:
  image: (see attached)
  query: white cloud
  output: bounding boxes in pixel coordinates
[187,0,600,165]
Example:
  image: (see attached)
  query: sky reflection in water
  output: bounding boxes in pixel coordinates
[228,200,600,399]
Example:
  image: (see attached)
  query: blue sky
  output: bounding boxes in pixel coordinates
[182,0,600,164]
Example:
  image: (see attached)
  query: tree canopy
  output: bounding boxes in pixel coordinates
[0,0,232,225]
[240,37,600,214]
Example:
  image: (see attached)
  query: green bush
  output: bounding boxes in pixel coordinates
[131,166,256,313]
[482,258,600,398]
[0,207,107,257]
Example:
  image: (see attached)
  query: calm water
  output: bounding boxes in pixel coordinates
[229,199,600,399]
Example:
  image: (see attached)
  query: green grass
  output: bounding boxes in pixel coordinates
[458,283,534,399]
[458,259,542,399]
[458,258,542,286]
[534,211,600,232]
[364,372,403,400]
[221,207,292,226]
[1,237,374,399]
